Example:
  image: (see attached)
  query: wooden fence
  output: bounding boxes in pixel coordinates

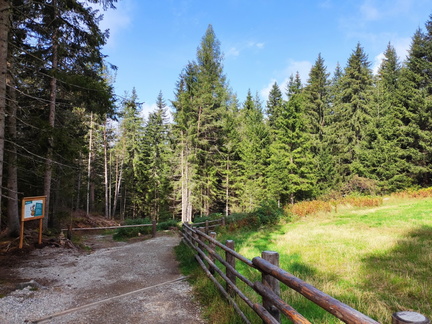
[181,223,430,324]
[62,220,157,240]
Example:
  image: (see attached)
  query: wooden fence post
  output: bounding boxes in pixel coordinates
[222,217,226,227]
[209,232,216,274]
[392,312,430,324]
[225,240,236,297]
[205,220,209,234]
[67,224,72,240]
[262,251,281,323]
[152,220,157,238]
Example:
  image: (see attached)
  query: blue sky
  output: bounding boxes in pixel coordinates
[97,0,431,118]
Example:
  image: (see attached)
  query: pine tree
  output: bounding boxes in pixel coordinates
[237,90,269,210]
[266,82,284,128]
[330,43,374,180]
[361,43,411,191]
[395,20,432,186]
[172,25,228,221]
[143,92,172,221]
[0,0,9,230]
[114,89,144,219]
[219,92,241,215]
[267,74,315,204]
[303,54,335,194]
[172,62,198,222]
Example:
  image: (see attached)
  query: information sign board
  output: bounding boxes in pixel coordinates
[21,196,46,221]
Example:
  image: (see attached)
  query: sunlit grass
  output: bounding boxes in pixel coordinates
[177,195,432,323]
[231,196,432,323]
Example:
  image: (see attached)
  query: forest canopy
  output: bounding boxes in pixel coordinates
[1,1,432,235]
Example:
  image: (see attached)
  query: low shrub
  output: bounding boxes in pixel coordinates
[252,200,284,225]
[341,196,383,207]
[224,201,285,231]
[113,218,152,240]
[392,187,432,199]
[157,219,180,230]
[289,200,332,217]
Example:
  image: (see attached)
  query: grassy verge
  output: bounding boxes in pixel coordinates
[234,196,432,323]
[177,195,432,323]
[174,242,244,323]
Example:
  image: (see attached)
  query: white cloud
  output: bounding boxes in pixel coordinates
[248,41,265,49]
[372,52,386,74]
[392,37,412,61]
[259,59,313,101]
[319,0,333,9]
[360,1,381,21]
[226,47,240,57]
[284,59,313,83]
[93,0,133,48]
[225,40,264,58]
[260,79,278,100]
[372,36,413,73]
[140,102,158,120]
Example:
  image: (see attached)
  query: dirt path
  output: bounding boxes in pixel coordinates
[0,234,205,324]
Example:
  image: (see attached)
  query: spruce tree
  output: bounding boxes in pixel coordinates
[303,54,335,194]
[237,90,269,211]
[219,92,241,215]
[361,43,411,191]
[114,89,144,219]
[143,92,172,221]
[172,25,229,220]
[395,20,432,186]
[266,82,284,128]
[330,43,374,180]
[267,74,315,205]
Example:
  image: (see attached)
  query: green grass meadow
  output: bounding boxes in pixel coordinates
[176,196,432,323]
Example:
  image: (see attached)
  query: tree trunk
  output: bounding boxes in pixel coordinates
[225,156,229,217]
[181,140,187,223]
[0,0,10,231]
[6,61,19,236]
[103,118,110,218]
[108,150,112,219]
[43,0,59,229]
[75,162,81,210]
[86,112,93,216]
[112,153,123,219]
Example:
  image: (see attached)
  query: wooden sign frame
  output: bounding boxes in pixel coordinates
[19,196,46,249]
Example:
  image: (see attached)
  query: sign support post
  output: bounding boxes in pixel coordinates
[19,196,46,249]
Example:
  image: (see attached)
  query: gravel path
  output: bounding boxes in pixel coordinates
[0,235,205,324]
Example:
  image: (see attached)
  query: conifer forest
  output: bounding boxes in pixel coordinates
[1,1,432,235]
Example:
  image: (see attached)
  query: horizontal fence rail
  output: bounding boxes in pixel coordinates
[181,223,430,324]
[62,220,158,239]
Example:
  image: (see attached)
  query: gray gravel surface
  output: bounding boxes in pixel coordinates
[0,235,205,324]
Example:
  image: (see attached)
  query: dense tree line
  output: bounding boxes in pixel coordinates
[1,4,432,234]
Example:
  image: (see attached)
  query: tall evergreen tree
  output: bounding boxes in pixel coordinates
[303,54,335,194]
[0,0,9,230]
[267,74,315,204]
[219,92,241,215]
[266,82,284,128]
[142,92,172,221]
[330,43,374,180]
[172,25,228,221]
[361,43,411,191]
[114,89,144,219]
[395,20,432,186]
[237,90,269,210]
[303,54,330,142]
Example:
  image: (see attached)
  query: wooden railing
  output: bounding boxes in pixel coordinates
[62,220,157,240]
[181,223,430,324]
[190,217,226,231]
